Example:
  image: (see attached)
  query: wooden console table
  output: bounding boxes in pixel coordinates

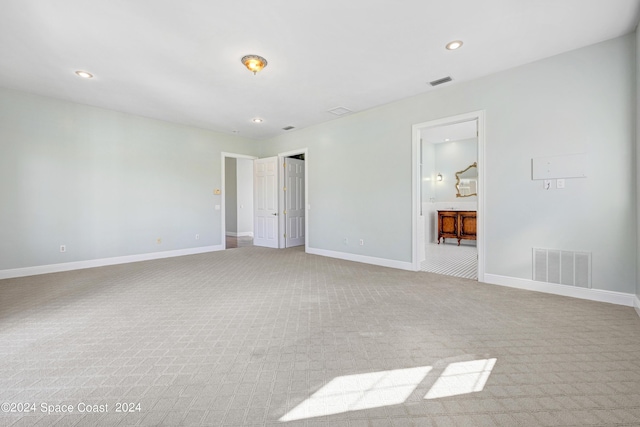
[437,210,477,246]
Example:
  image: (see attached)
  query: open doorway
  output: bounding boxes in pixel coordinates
[221,152,257,249]
[412,111,485,281]
[421,121,478,279]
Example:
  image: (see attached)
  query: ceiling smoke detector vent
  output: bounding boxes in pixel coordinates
[282,126,295,131]
[328,106,352,116]
[429,76,453,86]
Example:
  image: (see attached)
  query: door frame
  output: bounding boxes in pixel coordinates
[411,111,486,280]
[277,148,308,251]
[221,152,258,249]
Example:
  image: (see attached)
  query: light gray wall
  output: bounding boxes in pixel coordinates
[637,26,640,302]
[0,88,259,270]
[225,157,238,234]
[261,34,636,293]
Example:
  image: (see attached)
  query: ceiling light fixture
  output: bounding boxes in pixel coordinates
[252,118,263,123]
[75,70,93,79]
[445,40,463,50]
[241,55,268,75]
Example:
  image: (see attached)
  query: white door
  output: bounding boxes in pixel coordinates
[254,157,279,248]
[284,158,305,247]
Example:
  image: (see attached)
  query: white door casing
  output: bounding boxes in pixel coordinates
[284,158,305,247]
[412,111,485,280]
[254,157,279,248]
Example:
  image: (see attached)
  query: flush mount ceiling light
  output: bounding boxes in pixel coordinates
[252,118,263,123]
[75,70,93,79]
[241,55,268,74]
[445,40,463,50]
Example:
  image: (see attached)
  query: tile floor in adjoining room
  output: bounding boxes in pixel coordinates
[420,242,478,280]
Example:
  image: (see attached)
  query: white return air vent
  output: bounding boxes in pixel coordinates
[533,248,591,288]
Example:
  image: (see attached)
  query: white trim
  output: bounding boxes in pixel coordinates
[225,232,254,237]
[484,273,635,307]
[307,247,414,271]
[221,152,258,250]
[412,110,486,281]
[278,148,309,252]
[634,295,640,318]
[0,245,224,280]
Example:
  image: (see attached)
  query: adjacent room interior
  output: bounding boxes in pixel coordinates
[1,1,640,426]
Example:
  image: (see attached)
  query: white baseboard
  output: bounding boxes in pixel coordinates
[634,295,640,318]
[307,247,414,271]
[484,274,635,307]
[225,232,254,237]
[0,245,224,280]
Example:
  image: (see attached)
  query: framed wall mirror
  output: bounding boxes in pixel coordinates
[455,162,478,197]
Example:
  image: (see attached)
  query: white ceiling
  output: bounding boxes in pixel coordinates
[1,1,638,140]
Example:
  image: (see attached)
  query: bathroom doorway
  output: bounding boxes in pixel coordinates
[412,111,485,281]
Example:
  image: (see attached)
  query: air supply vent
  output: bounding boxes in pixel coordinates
[430,76,453,86]
[282,126,295,131]
[533,248,591,288]
[328,106,352,116]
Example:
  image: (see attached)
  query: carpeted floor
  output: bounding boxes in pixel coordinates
[1,246,639,426]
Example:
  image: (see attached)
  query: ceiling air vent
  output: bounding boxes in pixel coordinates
[429,76,453,87]
[328,106,352,116]
[282,126,295,131]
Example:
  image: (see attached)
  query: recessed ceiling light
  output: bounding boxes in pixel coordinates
[445,138,450,142]
[445,40,463,50]
[252,118,263,123]
[75,70,93,79]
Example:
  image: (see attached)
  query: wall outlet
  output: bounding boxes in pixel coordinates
[556,179,565,189]
[359,239,364,246]
[59,245,66,253]
[195,234,200,240]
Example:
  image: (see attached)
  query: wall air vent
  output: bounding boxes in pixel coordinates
[282,126,295,131]
[430,76,453,86]
[533,248,591,288]
[328,106,352,116]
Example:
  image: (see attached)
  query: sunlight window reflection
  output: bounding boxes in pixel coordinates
[424,358,497,400]
[279,366,432,422]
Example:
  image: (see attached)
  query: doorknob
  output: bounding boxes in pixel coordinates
[271,213,277,216]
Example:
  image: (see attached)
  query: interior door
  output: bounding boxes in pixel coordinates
[254,157,279,248]
[284,158,305,247]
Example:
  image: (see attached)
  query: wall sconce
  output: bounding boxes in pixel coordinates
[437,173,443,181]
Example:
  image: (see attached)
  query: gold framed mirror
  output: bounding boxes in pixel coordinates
[455,162,478,197]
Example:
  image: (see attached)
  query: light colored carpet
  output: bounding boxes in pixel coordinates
[1,246,639,426]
